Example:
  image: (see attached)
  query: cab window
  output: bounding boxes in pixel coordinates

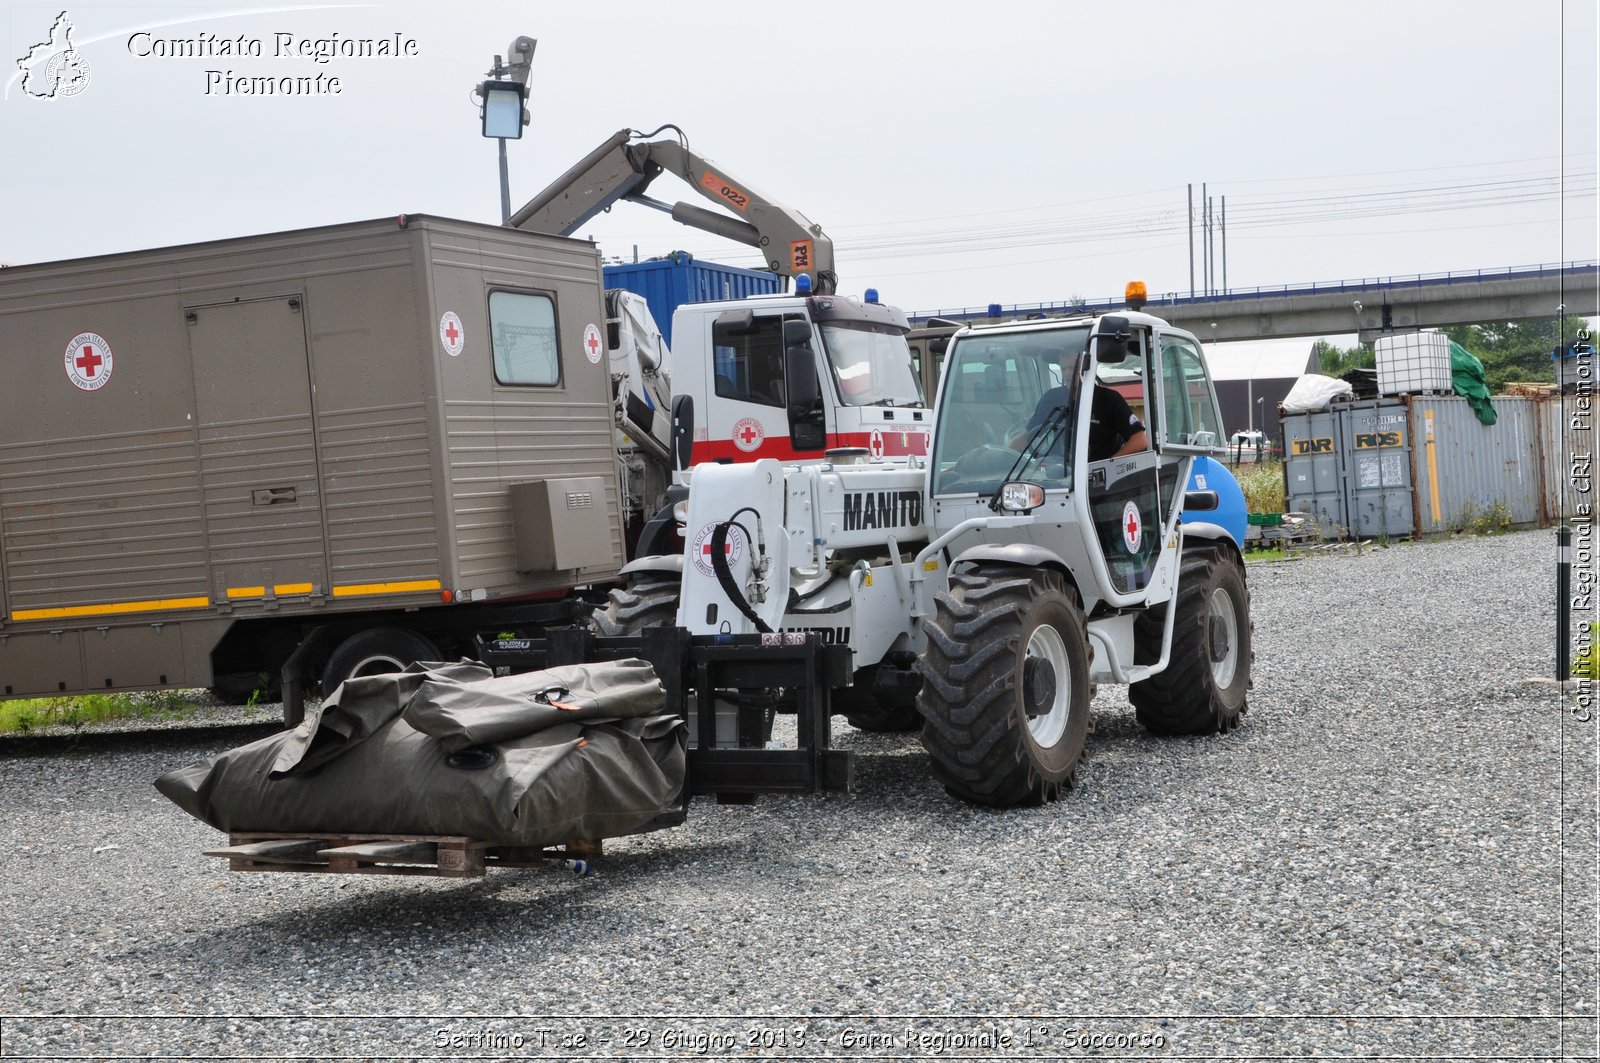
[1156,335,1223,449]
[712,314,787,408]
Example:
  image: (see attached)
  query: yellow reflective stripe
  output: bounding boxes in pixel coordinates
[331,579,442,598]
[230,583,316,599]
[13,596,211,622]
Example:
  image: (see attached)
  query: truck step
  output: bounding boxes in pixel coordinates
[204,832,603,878]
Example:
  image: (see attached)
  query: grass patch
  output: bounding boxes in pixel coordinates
[1234,460,1286,514]
[1243,546,1291,564]
[0,689,202,735]
[1575,622,1599,680]
[1459,500,1514,536]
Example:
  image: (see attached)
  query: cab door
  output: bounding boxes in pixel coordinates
[695,309,827,463]
[1083,323,1164,595]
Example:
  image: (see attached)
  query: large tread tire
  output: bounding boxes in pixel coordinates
[835,685,922,733]
[917,566,1091,807]
[590,574,680,636]
[1130,545,1253,735]
[320,628,440,697]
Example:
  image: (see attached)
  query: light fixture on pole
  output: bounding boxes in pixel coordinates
[475,36,536,224]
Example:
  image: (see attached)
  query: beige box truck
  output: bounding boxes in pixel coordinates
[0,215,626,712]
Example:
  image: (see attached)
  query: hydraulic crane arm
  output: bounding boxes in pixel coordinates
[508,127,837,294]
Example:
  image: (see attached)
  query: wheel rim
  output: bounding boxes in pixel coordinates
[1023,623,1071,747]
[1208,587,1240,688]
[348,653,407,679]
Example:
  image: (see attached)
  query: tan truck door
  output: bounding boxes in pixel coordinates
[186,296,329,604]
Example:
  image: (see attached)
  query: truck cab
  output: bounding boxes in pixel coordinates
[668,292,930,466]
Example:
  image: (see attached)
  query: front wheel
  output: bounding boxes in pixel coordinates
[590,571,680,636]
[835,685,922,733]
[917,566,1090,807]
[1130,545,1253,735]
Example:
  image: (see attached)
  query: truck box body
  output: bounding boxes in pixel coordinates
[0,215,625,697]
[602,255,781,346]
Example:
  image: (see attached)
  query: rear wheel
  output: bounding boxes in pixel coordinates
[1130,545,1252,735]
[320,628,440,698]
[917,566,1090,806]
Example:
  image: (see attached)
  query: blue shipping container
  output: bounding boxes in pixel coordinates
[603,253,782,346]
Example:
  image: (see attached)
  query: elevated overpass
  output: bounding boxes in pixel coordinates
[910,261,1599,342]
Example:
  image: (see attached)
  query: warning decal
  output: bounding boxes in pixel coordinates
[438,312,464,357]
[583,323,604,364]
[64,332,113,391]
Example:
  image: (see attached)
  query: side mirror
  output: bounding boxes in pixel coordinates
[670,394,694,470]
[785,346,824,451]
[782,318,814,347]
[1094,315,1131,364]
[786,346,820,408]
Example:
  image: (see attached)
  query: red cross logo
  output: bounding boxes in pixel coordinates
[586,331,600,358]
[1121,501,1143,553]
[439,312,465,357]
[582,323,604,364]
[732,417,764,452]
[65,332,114,391]
[691,522,745,576]
[75,345,102,378]
[868,429,885,458]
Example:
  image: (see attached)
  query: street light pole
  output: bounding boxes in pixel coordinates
[476,36,536,225]
[498,135,511,224]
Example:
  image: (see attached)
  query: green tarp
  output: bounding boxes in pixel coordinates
[1450,341,1497,426]
[156,659,684,847]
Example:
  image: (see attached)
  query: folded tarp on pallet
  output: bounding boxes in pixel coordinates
[156,659,683,848]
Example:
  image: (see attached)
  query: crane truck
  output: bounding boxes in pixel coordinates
[0,126,930,736]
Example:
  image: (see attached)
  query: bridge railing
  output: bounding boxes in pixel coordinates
[909,260,1600,324]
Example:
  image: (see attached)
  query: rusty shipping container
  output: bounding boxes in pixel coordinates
[0,216,624,701]
[1283,395,1558,539]
[1408,396,1544,534]
[1538,392,1597,524]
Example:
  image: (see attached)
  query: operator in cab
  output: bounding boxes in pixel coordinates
[1015,351,1149,461]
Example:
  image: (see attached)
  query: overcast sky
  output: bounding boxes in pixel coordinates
[2,0,1595,331]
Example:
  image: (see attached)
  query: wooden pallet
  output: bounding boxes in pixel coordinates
[204,832,603,878]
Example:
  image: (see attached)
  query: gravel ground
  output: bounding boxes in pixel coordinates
[0,530,1594,1060]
